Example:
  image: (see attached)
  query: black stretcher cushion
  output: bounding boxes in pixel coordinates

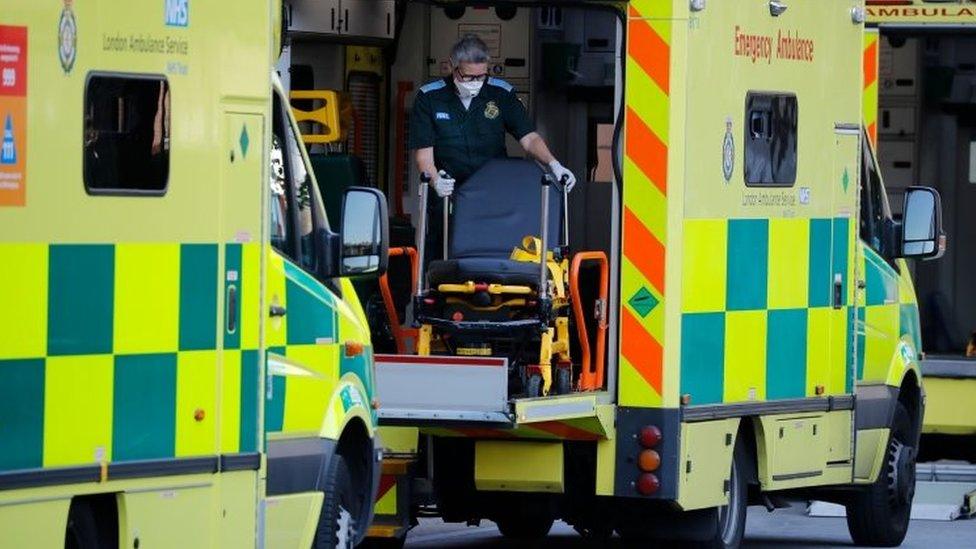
[428,258,540,287]
[449,159,563,259]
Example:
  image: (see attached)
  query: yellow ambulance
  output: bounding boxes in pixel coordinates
[313,1,945,547]
[0,1,387,548]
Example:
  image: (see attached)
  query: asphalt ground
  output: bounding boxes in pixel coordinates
[402,503,976,548]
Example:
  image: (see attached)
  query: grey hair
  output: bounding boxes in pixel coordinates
[450,34,490,65]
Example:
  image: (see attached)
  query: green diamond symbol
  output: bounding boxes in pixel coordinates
[842,168,850,193]
[239,124,250,158]
[628,287,659,318]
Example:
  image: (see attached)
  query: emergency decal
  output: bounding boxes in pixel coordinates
[722,117,734,183]
[0,25,27,206]
[484,100,499,120]
[621,1,672,407]
[58,0,77,74]
[165,0,190,28]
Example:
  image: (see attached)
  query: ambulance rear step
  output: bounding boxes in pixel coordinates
[374,354,613,432]
[375,355,513,426]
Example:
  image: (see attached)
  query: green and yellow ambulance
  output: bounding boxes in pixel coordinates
[0,1,387,547]
[350,1,947,548]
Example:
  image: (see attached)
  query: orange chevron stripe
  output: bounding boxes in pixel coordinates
[863,40,878,89]
[867,122,877,148]
[621,308,663,394]
[625,107,668,194]
[624,207,665,293]
[628,18,670,94]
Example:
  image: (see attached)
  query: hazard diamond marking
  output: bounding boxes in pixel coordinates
[239,124,250,159]
[628,287,659,318]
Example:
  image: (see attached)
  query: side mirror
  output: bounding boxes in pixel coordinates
[900,186,946,260]
[339,187,389,277]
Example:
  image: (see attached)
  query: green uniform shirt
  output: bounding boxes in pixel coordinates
[409,77,535,182]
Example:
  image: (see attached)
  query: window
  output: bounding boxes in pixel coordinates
[271,94,320,273]
[84,75,170,194]
[860,137,888,253]
[744,92,797,186]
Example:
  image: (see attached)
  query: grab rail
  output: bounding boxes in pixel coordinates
[570,251,609,391]
[379,246,419,354]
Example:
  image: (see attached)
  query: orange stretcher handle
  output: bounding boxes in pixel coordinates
[379,247,419,354]
[570,251,609,391]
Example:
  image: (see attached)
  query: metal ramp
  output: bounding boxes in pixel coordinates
[809,462,976,521]
[375,354,612,437]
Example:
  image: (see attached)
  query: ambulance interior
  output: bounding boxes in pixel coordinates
[873,33,976,378]
[872,30,976,463]
[280,1,623,398]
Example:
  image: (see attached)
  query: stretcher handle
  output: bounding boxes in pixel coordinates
[539,174,553,292]
[559,174,570,250]
[416,172,431,295]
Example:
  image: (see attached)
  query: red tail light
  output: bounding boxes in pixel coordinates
[636,473,660,495]
[639,425,662,448]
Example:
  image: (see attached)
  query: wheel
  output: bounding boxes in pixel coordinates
[65,500,101,549]
[525,373,543,398]
[846,402,915,547]
[617,438,747,548]
[314,454,369,549]
[495,513,554,540]
[555,367,572,395]
[694,438,747,549]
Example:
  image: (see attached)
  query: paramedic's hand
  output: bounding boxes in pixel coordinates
[548,160,577,192]
[433,170,455,197]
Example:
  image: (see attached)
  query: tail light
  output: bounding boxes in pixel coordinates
[638,449,661,472]
[636,473,660,495]
[639,425,662,448]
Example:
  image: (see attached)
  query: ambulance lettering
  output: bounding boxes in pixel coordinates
[165,0,189,28]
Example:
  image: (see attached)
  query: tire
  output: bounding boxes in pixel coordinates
[525,373,543,398]
[555,367,572,395]
[65,500,101,549]
[846,402,915,547]
[617,439,748,548]
[695,439,748,549]
[495,513,554,540]
[315,454,368,549]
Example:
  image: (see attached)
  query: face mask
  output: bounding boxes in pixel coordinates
[455,79,484,98]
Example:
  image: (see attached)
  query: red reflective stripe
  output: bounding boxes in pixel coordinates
[623,208,666,293]
[625,107,668,194]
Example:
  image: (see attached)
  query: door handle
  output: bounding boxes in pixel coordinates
[269,304,287,317]
[832,273,843,310]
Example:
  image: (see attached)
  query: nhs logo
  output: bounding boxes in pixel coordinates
[165,0,189,27]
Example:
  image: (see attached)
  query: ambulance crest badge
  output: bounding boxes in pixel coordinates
[722,117,735,183]
[484,101,500,120]
[58,0,77,73]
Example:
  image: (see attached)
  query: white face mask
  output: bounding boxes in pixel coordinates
[455,79,484,98]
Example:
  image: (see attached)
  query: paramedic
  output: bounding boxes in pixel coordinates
[409,35,576,254]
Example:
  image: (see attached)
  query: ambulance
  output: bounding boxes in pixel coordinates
[1,1,388,548]
[277,1,944,547]
[861,0,976,520]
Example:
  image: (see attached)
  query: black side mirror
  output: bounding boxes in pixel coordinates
[339,187,389,277]
[900,186,946,260]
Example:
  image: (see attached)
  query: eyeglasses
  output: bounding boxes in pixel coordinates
[454,69,488,83]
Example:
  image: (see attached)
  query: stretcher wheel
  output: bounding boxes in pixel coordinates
[554,367,572,395]
[525,374,543,398]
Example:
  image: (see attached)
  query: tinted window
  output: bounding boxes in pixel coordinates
[860,138,887,253]
[84,75,170,194]
[271,94,318,273]
[744,93,797,186]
